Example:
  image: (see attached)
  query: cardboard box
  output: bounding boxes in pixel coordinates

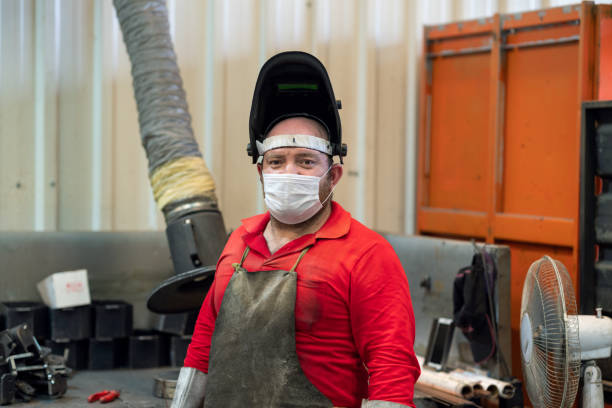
[37,269,91,309]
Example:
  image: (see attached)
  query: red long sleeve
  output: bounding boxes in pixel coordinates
[183,278,215,373]
[350,243,420,404]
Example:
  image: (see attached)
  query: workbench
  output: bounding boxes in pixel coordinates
[6,367,481,408]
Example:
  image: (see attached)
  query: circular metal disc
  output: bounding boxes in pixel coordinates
[153,369,180,399]
[147,266,215,314]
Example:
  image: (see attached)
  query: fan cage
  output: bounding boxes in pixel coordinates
[521,256,581,408]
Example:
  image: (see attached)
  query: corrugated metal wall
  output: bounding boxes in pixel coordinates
[0,0,586,233]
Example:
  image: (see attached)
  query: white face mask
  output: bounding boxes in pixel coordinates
[263,166,334,225]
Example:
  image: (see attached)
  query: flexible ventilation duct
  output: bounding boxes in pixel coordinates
[113,0,226,276]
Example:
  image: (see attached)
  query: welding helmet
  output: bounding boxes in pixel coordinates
[248,51,347,163]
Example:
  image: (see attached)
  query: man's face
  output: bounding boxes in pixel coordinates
[257,117,342,204]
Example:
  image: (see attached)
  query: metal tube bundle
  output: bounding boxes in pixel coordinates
[449,369,515,399]
[416,356,516,402]
[418,366,475,399]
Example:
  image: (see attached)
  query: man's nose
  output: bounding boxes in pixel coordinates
[284,161,300,174]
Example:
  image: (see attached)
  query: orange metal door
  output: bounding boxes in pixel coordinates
[417,2,611,380]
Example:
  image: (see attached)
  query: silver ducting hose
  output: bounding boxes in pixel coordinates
[113,0,226,276]
[113,0,217,218]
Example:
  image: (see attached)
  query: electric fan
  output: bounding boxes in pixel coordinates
[520,256,612,408]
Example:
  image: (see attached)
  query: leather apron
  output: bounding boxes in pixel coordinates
[204,246,333,408]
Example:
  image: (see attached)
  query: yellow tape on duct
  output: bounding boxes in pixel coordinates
[150,156,217,211]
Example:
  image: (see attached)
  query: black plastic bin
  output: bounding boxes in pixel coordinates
[169,335,192,367]
[113,337,129,368]
[128,330,169,369]
[88,338,112,370]
[49,305,91,341]
[153,311,197,336]
[88,338,130,369]
[45,339,88,370]
[0,302,49,340]
[92,300,133,340]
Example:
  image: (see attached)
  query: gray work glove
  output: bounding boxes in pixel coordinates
[171,367,207,408]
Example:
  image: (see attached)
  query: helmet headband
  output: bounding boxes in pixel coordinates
[256,134,332,156]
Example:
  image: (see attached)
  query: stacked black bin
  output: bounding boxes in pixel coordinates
[89,300,133,370]
[128,330,169,369]
[43,300,134,370]
[45,339,89,370]
[580,101,612,395]
[46,305,92,370]
[0,302,49,340]
[169,335,192,367]
[50,305,92,341]
[153,310,196,368]
[1,299,186,370]
[580,101,612,315]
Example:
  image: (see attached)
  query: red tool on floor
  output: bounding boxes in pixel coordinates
[88,389,120,403]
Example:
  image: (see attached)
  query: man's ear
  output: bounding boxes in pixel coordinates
[257,163,263,183]
[330,163,343,187]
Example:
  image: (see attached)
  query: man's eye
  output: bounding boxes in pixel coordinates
[268,160,281,165]
[301,159,315,166]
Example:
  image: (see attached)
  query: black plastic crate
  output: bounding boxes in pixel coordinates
[169,335,191,367]
[45,339,88,370]
[92,300,133,340]
[88,338,114,370]
[596,194,612,244]
[0,302,49,340]
[596,123,612,177]
[581,101,612,315]
[153,311,197,336]
[49,305,91,341]
[128,330,169,369]
[113,337,129,368]
[88,338,130,369]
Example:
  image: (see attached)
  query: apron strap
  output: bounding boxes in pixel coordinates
[290,246,312,272]
[238,247,250,267]
[235,245,310,272]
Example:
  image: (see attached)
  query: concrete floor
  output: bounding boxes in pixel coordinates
[9,367,177,408]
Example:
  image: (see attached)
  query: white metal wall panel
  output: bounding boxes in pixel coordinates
[57,1,95,230]
[1,0,36,230]
[0,0,582,233]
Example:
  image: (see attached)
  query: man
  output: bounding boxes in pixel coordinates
[172,51,420,408]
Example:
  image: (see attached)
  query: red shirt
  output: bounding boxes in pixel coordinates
[184,202,420,407]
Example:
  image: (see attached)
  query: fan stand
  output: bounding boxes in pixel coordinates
[578,308,612,408]
[583,360,604,408]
